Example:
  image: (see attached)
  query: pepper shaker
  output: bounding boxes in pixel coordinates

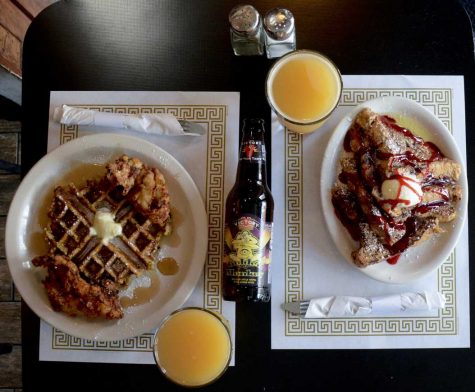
[263,8,296,59]
[229,4,265,56]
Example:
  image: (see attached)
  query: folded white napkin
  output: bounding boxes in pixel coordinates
[54,104,199,136]
[304,291,445,318]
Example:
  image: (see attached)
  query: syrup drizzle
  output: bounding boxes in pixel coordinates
[387,255,400,264]
[120,271,160,308]
[157,257,179,275]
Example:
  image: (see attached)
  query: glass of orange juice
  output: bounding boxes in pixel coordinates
[153,307,232,387]
[266,49,343,133]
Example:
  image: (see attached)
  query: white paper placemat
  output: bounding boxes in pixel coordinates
[39,91,239,363]
[271,75,470,349]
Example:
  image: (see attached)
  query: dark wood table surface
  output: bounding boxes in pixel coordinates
[20,0,475,390]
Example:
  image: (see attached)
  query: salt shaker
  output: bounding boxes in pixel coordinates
[263,8,296,59]
[229,4,265,56]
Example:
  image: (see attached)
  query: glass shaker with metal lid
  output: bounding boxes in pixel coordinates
[263,8,296,58]
[229,4,265,56]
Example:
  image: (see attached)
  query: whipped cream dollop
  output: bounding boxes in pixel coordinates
[89,210,122,244]
[381,174,423,208]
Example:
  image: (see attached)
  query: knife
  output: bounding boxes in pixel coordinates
[282,292,446,318]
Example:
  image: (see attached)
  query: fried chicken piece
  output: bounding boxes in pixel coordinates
[106,155,144,194]
[107,155,171,228]
[32,255,123,320]
[129,167,171,227]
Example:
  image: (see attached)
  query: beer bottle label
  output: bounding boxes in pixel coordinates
[223,214,272,287]
[240,140,266,161]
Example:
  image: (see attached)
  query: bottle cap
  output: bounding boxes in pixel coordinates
[229,4,261,36]
[263,8,295,40]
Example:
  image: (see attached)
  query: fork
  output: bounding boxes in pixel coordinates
[177,120,206,135]
[281,300,311,316]
[297,300,311,316]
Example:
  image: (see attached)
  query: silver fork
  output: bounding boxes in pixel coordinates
[282,300,311,316]
[297,300,311,316]
[178,120,206,135]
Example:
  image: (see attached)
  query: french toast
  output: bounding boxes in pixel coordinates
[332,108,462,267]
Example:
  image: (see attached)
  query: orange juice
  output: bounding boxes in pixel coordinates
[266,50,342,133]
[154,308,232,387]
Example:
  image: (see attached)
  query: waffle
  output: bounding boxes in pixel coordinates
[45,177,170,286]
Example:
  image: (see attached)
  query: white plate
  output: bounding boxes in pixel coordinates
[5,134,208,340]
[321,97,468,283]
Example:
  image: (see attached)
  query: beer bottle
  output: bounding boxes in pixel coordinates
[223,118,274,302]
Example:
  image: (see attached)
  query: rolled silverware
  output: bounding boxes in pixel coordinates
[53,104,205,136]
[282,291,446,318]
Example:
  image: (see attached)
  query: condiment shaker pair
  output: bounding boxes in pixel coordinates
[229,5,296,58]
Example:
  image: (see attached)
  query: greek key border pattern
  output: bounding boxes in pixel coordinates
[340,89,452,132]
[54,104,226,350]
[285,89,457,336]
[52,331,155,351]
[203,106,226,314]
[285,131,304,305]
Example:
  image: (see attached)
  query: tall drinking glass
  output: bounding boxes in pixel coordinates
[266,49,343,133]
[153,307,232,387]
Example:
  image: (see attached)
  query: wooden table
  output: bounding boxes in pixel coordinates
[0,0,56,77]
[20,1,475,390]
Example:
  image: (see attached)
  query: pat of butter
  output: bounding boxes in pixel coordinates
[381,174,423,208]
[89,210,122,244]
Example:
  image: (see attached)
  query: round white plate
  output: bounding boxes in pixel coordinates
[321,97,468,283]
[6,134,208,340]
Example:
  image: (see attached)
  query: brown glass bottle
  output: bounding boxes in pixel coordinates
[222,118,274,302]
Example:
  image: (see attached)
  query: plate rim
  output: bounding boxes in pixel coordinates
[320,96,468,284]
[5,133,208,341]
